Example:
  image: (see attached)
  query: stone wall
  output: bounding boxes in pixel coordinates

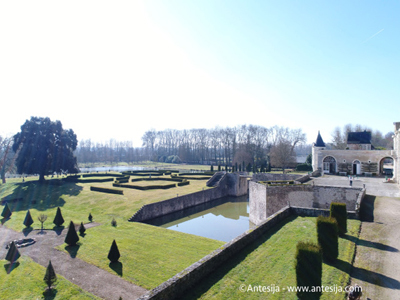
[249,182,364,225]
[130,173,247,222]
[138,206,292,300]
[252,173,302,181]
[138,206,352,300]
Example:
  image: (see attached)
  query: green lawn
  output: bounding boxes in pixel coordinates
[0,173,223,291]
[183,216,361,300]
[0,256,100,300]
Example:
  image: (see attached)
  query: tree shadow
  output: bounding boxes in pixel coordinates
[359,195,375,222]
[43,288,58,300]
[4,261,20,274]
[0,180,82,213]
[109,261,123,277]
[65,244,80,258]
[180,215,297,300]
[333,259,400,289]
[1,217,10,225]
[53,226,65,236]
[343,234,399,252]
[22,227,34,236]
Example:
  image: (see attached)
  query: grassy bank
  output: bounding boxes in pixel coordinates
[183,216,361,300]
[0,256,100,300]
[0,173,223,291]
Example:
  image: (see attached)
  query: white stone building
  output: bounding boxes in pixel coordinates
[312,122,400,182]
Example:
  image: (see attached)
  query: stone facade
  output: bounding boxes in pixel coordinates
[312,122,400,181]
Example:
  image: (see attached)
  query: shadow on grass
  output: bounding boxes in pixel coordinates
[333,259,400,289]
[65,244,80,258]
[53,226,65,236]
[43,288,57,300]
[109,261,123,276]
[343,234,399,253]
[3,261,20,274]
[1,180,82,213]
[181,215,297,300]
[1,217,10,225]
[22,227,33,237]
[359,195,376,222]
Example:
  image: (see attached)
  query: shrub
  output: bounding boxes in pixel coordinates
[296,163,313,171]
[295,241,322,300]
[23,210,34,227]
[88,213,93,222]
[53,207,65,227]
[111,218,117,227]
[1,203,12,219]
[316,216,339,261]
[79,222,86,235]
[330,202,347,236]
[5,241,21,263]
[108,239,120,263]
[64,221,79,246]
[44,260,57,290]
[90,186,123,195]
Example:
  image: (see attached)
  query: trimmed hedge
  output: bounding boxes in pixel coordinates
[172,175,212,180]
[131,177,183,182]
[82,173,126,178]
[316,216,339,261]
[330,202,347,236]
[177,180,190,187]
[295,241,322,300]
[113,183,176,190]
[78,178,115,183]
[90,186,123,195]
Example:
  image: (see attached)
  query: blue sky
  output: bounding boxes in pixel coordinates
[1,1,399,146]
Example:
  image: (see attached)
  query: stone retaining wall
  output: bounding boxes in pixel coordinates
[138,206,350,300]
[130,173,247,222]
[249,182,365,225]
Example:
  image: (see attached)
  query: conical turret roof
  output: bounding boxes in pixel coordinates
[315,131,326,147]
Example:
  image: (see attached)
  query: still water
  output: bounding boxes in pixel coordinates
[144,195,255,242]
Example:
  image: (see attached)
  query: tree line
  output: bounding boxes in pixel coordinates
[141,125,306,169]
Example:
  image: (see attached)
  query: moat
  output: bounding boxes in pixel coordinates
[144,195,254,242]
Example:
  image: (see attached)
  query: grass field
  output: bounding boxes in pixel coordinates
[183,216,361,300]
[0,172,223,292]
[0,256,101,300]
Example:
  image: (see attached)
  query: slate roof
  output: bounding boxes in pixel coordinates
[315,131,326,147]
[347,131,372,144]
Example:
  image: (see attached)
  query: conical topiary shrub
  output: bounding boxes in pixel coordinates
[64,221,79,246]
[1,203,12,219]
[53,207,65,227]
[88,213,93,222]
[23,210,34,227]
[79,222,86,235]
[43,260,57,290]
[5,241,21,263]
[108,239,120,263]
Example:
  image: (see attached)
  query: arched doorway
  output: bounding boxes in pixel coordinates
[323,156,336,174]
[353,160,361,175]
[380,157,394,177]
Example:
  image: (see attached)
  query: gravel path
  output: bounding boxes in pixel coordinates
[0,223,147,300]
[313,175,400,299]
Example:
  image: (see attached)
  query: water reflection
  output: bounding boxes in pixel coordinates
[144,195,255,242]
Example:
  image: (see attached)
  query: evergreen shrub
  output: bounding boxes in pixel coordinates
[316,216,339,261]
[295,241,322,300]
[330,202,347,236]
